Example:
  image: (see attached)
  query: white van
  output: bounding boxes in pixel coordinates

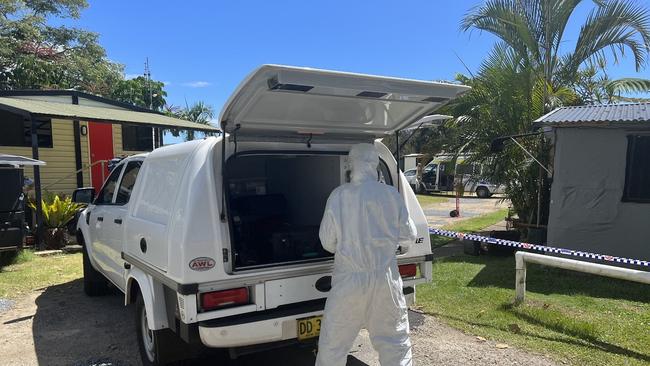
[74,65,469,365]
[417,154,505,198]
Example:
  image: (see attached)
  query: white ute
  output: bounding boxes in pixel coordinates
[74,65,469,365]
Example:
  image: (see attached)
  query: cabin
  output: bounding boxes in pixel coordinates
[0,90,219,195]
[535,102,650,262]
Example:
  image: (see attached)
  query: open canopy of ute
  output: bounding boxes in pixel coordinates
[219,65,470,138]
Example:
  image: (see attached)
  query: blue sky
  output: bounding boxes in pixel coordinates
[65,1,647,142]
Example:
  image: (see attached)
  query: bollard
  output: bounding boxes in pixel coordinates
[515,252,527,304]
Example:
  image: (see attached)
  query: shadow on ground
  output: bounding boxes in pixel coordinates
[28,279,369,366]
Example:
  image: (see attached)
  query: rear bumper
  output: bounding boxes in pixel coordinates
[198,299,325,348]
[197,283,423,348]
[199,310,324,348]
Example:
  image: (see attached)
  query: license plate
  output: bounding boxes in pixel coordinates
[297,316,322,340]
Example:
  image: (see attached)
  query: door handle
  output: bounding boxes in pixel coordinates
[114,218,122,224]
[97,216,103,222]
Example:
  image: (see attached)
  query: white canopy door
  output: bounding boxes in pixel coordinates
[219,65,470,138]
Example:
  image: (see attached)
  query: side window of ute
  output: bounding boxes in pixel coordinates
[115,161,142,205]
[94,165,123,205]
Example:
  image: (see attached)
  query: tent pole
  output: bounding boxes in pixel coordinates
[30,115,44,250]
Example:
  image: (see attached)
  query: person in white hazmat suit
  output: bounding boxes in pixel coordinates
[316,143,417,366]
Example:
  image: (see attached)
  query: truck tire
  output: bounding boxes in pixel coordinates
[81,237,111,296]
[136,295,178,366]
[476,187,490,198]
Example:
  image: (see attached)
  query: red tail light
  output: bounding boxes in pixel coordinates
[398,264,417,278]
[201,288,249,311]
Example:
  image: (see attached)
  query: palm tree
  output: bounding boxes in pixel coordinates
[462,0,650,110]
[574,60,650,103]
[180,101,215,141]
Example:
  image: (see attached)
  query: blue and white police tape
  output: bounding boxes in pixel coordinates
[428,227,650,268]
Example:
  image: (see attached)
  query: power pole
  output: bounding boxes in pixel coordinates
[144,58,157,149]
[144,57,152,110]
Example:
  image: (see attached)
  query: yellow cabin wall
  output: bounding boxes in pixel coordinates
[0,120,151,196]
[0,118,87,196]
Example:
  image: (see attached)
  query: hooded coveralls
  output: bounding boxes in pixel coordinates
[315,143,417,366]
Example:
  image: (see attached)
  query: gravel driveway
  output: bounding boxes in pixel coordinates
[421,196,509,228]
[0,279,555,366]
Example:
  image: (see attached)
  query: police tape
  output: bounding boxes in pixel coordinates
[428,228,650,268]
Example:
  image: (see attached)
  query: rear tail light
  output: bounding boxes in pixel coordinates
[201,287,249,311]
[398,264,417,278]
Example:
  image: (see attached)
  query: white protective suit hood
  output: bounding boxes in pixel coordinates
[316,143,417,366]
[348,143,380,184]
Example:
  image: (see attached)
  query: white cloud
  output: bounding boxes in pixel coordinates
[163,81,172,86]
[125,73,141,80]
[183,81,211,88]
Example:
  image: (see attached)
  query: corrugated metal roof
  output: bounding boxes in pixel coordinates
[534,102,650,126]
[0,97,220,132]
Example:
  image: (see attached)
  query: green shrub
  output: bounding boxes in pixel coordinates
[29,196,83,249]
[29,195,82,229]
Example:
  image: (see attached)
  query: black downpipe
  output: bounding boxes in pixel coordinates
[30,115,43,249]
[71,94,84,188]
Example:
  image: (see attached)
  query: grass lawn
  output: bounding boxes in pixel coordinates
[430,208,509,250]
[0,251,82,299]
[416,254,650,366]
[416,194,448,207]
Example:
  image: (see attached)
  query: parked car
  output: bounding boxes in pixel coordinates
[418,155,505,198]
[464,179,505,198]
[404,169,418,190]
[73,65,469,365]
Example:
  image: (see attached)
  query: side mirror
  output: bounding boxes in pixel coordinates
[72,187,95,204]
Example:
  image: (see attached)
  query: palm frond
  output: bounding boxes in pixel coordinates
[606,77,650,94]
[566,0,650,76]
[462,0,541,64]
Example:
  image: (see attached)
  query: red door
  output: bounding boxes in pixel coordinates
[88,122,114,190]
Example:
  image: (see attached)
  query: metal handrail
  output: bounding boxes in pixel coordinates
[42,160,108,191]
[515,251,650,304]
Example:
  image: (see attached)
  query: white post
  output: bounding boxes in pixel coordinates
[515,252,527,304]
[514,251,650,304]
